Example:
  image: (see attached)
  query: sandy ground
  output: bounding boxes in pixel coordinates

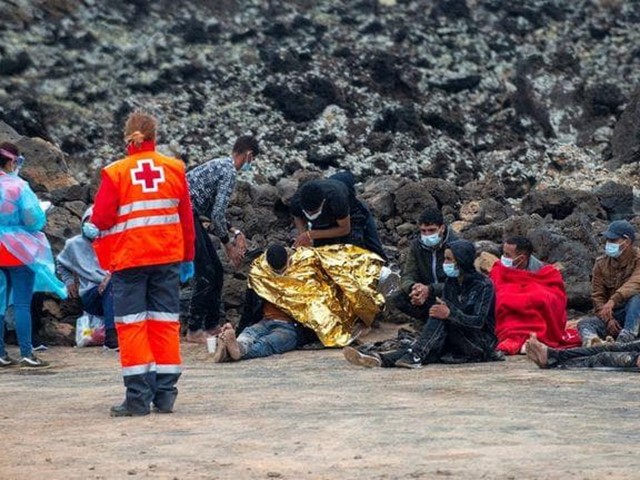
[2,323,640,480]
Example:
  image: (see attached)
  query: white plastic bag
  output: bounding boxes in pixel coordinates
[75,314,105,347]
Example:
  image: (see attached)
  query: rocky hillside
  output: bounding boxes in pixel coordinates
[2,0,640,339]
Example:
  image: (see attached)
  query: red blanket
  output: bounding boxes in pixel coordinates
[490,262,581,355]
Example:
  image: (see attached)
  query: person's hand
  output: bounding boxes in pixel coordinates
[67,282,79,299]
[98,273,111,294]
[225,242,243,268]
[293,230,313,248]
[606,318,622,337]
[598,300,615,323]
[410,283,429,306]
[179,262,194,283]
[429,298,450,319]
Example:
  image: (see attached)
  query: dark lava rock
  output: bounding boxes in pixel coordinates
[307,148,343,169]
[263,76,340,123]
[594,181,634,220]
[394,182,438,223]
[429,74,481,94]
[522,187,604,221]
[374,105,425,137]
[0,51,32,76]
[430,0,471,19]
[585,83,625,116]
[611,86,640,165]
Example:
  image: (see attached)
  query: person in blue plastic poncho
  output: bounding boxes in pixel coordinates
[0,142,67,368]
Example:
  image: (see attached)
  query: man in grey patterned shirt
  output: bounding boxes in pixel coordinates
[185,135,260,344]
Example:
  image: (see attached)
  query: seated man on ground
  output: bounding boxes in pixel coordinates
[213,243,386,362]
[526,334,640,370]
[392,207,457,322]
[491,236,579,355]
[56,206,117,350]
[344,239,499,369]
[213,245,304,362]
[290,171,386,260]
[578,220,640,346]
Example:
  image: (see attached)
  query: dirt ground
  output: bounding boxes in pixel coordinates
[2,323,640,480]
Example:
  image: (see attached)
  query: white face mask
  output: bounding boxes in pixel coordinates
[303,201,325,221]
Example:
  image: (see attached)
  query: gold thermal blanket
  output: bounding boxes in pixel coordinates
[247,245,385,347]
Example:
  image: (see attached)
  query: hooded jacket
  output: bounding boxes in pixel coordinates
[400,225,459,297]
[441,239,497,358]
[56,207,108,296]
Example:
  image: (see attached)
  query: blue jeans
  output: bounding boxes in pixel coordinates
[80,282,114,330]
[237,319,300,360]
[0,266,35,357]
[578,294,640,342]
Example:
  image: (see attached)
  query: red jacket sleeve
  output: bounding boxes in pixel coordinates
[178,173,195,262]
[91,171,120,230]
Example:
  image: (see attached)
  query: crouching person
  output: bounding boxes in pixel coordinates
[213,245,303,362]
[56,206,117,350]
[578,220,640,346]
[344,240,499,368]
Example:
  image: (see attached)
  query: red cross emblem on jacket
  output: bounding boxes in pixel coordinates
[131,159,165,193]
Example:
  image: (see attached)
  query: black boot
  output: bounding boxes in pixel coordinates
[110,373,152,417]
[104,328,119,351]
[153,372,181,413]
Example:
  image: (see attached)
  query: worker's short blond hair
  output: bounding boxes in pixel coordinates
[124,111,157,146]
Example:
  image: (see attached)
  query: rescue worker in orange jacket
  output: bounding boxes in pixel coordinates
[89,111,196,417]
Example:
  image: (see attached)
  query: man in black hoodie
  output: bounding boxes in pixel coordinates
[344,239,499,368]
[393,207,457,320]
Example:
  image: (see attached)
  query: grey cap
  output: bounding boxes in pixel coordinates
[602,220,636,241]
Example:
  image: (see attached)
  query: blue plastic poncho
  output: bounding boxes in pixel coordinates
[0,173,67,314]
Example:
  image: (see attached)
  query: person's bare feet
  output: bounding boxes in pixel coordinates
[525,334,549,368]
[186,329,207,345]
[206,326,223,337]
[221,328,243,361]
[212,335,228,363]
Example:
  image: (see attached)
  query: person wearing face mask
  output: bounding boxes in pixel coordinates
[90,111,196,417]
[212,244,305,362]
[490,236,579,355]
[392,207,458,322]
[0,142,67,368]
[185,135,260,344]
[56,206,117,350]
[577,220,640,346]
[290,171,387,260]
[344,240,499,369]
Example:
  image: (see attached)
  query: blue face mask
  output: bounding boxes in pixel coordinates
[501,255,514,268]
[443,262,459,278]
[241,161,252,172]
[605,242,622,258]
[420,233,441,247]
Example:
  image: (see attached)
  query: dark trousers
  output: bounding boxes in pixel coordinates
[81,282,114,330]
[379,317,496,368]
[548,340,640,370]
[188,212,223,332]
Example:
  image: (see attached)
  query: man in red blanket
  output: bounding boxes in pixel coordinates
[490,236,580,355]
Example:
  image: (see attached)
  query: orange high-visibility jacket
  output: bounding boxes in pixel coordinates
[92,147,195,272]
